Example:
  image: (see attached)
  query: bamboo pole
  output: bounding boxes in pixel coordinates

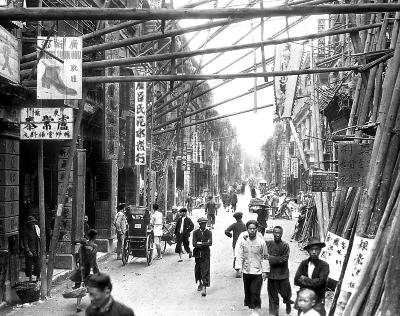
[78,23,382,70]
[153,103,273,135]
[357,27,400,234]
[154,83,273,130]
[38,140,47,299]
[344,164,400,315]
[288,119,309,170]
[46,89,87,296]
[5,5,400,21]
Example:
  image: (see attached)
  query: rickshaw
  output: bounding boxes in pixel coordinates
[160,208,178,254]
[122,206,154,266]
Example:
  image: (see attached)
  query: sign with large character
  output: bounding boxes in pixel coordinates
[320,231,349,281]
[20,107,73,140]
[134,82,147,165]
[37,36,82,100]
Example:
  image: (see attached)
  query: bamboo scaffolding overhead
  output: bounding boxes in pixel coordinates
[154,81,273,130]
[153,103,274,135]
[76,22,383,70]
[4,5,400,21]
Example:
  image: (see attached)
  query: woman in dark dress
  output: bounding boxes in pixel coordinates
[193,217,213,297]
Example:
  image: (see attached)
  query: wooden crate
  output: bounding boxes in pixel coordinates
[0,216,18,235]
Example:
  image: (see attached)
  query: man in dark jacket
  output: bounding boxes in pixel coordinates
[205,195,217,229]
[294,237,330,316]
[266,226,294,315]
[230,191,238,212]
[174,208,194,262]
[23,216,41,281]
[86,273,135,316]
[193,217,212,297]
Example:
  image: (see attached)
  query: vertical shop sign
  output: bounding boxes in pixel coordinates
[37,36,82,99]
[342,235,375,293]
[291,158,299,178]
[0,26,19,83]
[134,82,147,165]
[317,19,326,57]
[320,231,349,281]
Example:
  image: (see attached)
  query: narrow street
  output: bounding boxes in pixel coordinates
[5,191,307,316]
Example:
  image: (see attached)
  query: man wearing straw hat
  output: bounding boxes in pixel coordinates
[193,217,212,297]
[294,237,330,316]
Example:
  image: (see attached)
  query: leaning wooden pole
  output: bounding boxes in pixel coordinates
[47,89,87,296]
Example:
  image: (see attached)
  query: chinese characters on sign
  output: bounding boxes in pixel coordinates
[320,231,349,281]
[291,158,299,179]
[317,19,326,57]
[37,37,82,99]
[311,172,337,192]
[135,82,147,165]
[338,143,373,187]
[20,107,73,140]
[0,26,19,83]
[342,235,375,293]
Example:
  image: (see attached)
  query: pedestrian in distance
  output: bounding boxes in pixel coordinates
[151,203,164,260]
[186,193,193,216]
[113,203,127,260]
[235,220,270,315]
[174,208,194,262]
[224,211,246,278]
[23,216,41,282]
[86,272,135,316]
[296,288,321,316]
[205,195,217,230]
[266,226,294,316]
[231,191,238,212]
[294,237,329,316]
[193,217,212,297]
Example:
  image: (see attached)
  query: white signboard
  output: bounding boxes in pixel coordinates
[0,26,19,83]
[320,231,349,281]
[291,157,299,178]
[134,82,147,165]
[342,235,375,292]
[20,107,73,140]
[37,36,82,100]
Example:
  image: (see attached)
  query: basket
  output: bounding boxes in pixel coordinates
[62,286,87,299]
[13,281,41,303]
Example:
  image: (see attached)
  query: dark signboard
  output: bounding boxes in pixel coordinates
[338,143,373,187]
[311,172,337,192]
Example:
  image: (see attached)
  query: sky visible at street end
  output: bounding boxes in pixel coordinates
[174,0,322,159]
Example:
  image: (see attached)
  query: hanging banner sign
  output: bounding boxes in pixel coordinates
[338,143,373,187]
[311,172,336,192]
[37,36,82,100]
[274,43,304,119]
[320,231,349,281]
[0,26,19,83]
[342,235,375,293]
[134,82,147,165]
[20,107,73,140]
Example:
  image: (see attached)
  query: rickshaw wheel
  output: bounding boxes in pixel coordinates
[122,239,130,266]
[146,235,154,266]
[161,240,167,254]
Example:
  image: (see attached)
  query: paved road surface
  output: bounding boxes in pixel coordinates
[4,189,307,316]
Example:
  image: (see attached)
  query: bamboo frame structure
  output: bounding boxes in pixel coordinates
[4,5,400,21]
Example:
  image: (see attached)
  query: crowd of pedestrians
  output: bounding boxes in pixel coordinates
[54,187,329,316]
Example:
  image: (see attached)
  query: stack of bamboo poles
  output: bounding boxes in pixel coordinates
[322,9,400,315]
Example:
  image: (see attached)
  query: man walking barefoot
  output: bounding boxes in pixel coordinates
[235,220,269,315]
[266,226,294,315]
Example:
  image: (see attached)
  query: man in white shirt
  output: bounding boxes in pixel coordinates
[151,203,164,259]
[113,203,127,260]
[235,220,269,314]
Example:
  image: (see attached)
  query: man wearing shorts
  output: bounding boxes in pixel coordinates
[151,203,164,259]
